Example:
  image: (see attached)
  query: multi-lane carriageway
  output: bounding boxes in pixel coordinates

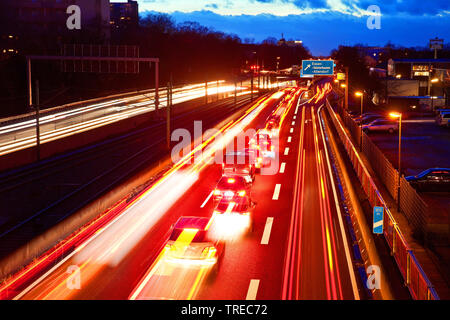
[0,83,363,300]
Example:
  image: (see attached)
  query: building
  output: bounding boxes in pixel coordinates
[0,0,110,58]
[387,58,450,110]
[110,0,139,31]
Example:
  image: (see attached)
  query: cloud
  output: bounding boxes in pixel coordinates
[139,0,450,17]
[146,9,450,56]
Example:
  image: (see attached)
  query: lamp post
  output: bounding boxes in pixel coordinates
[355,91,364,151]
[390,112,403,212]
[430,77,439,111]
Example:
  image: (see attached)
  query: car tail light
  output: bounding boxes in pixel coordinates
[227,178,235,183]
[213,189,221,196]
[238,190,246,197]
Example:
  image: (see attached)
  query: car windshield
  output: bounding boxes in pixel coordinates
[169,229,209,243]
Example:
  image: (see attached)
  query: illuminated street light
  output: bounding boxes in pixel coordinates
[389,112,403,211]
[395,74,402,79]
[431,78,439,83]
[340,84,346,88]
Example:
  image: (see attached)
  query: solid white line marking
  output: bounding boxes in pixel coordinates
[246,279,260,300]
[287,136,292,143]
[200,190,214,208]
[272,184,281,200]
[279,162,286,173]
[284,147,289,155]
[316,105,360,300]
[290,128,294,133]
[261,217,274,245]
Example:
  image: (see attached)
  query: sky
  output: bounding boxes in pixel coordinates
[124,0,450,56]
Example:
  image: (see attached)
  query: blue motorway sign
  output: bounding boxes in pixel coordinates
[373,206,384,234]
[301,60,334,76]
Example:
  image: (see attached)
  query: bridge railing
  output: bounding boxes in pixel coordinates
[325,98,439,300]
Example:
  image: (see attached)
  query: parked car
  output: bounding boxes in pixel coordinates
[362,118,398,133]
[352,112,380,121]
[436,111,450,127]
[356,115,384,125]
[405,168,450,192]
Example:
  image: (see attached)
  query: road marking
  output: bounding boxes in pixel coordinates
[279,162,286,173]
[291,121,295,126]
[293,115,296,120]
[284,147,289,155]
[290,128,294,133]
[287,136,292,143]
[261,217,274,245]
[246,279,260,300]
[316,105,360,300]
[272,184,281,200]
[200,190,214,208]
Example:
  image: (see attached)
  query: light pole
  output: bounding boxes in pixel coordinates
[390,112,403,212]
[430,77,439,111]
[355,91,364,151]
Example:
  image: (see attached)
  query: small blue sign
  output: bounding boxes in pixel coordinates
[373,206,384,234]
[301,60,334,76]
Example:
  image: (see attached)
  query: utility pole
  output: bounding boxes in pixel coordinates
[166,77,173,150]
[234,77,237,107]
[251,71,254,102]
[217,80,219,102]
[35,80,41,161]
[205,76,208,104]
[345,67,349,110]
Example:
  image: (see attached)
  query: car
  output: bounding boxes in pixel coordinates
[265,116,280,135]
[250,130,274,169]
[362,118,399,133]
[164,216,224,267]
[222,150,256,180]
[351,112,380,120]
[213,175,252,204]
[355,115,384,125]
[213,195,256,216]
[405,168,450,192]
[212,196,256,233]
[354,114,383,124]
[436,111,450,127]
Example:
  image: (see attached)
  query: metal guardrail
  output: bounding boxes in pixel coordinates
[325,99,439,300]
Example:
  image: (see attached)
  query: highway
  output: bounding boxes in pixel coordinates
[0,80,257,156]
[0,82,367,300]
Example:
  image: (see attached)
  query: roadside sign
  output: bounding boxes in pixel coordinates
[301,60,334,76]
[337,72,346,80]
[373,206,384,234]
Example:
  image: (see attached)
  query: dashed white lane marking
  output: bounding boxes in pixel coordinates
[290,128,294,133]
[200,190,214,208]
[279,162,286,173]
[284,147,289,155]
[272,184,281,200]
[291,121,295,126]
[287,136,292,143]
[246,279,260,300]
[293,115,297,120]
[261,217,274,245]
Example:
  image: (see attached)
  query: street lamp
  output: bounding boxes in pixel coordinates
[389,112,403,212]
[355,91,364,151]
[430,78,439,111]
